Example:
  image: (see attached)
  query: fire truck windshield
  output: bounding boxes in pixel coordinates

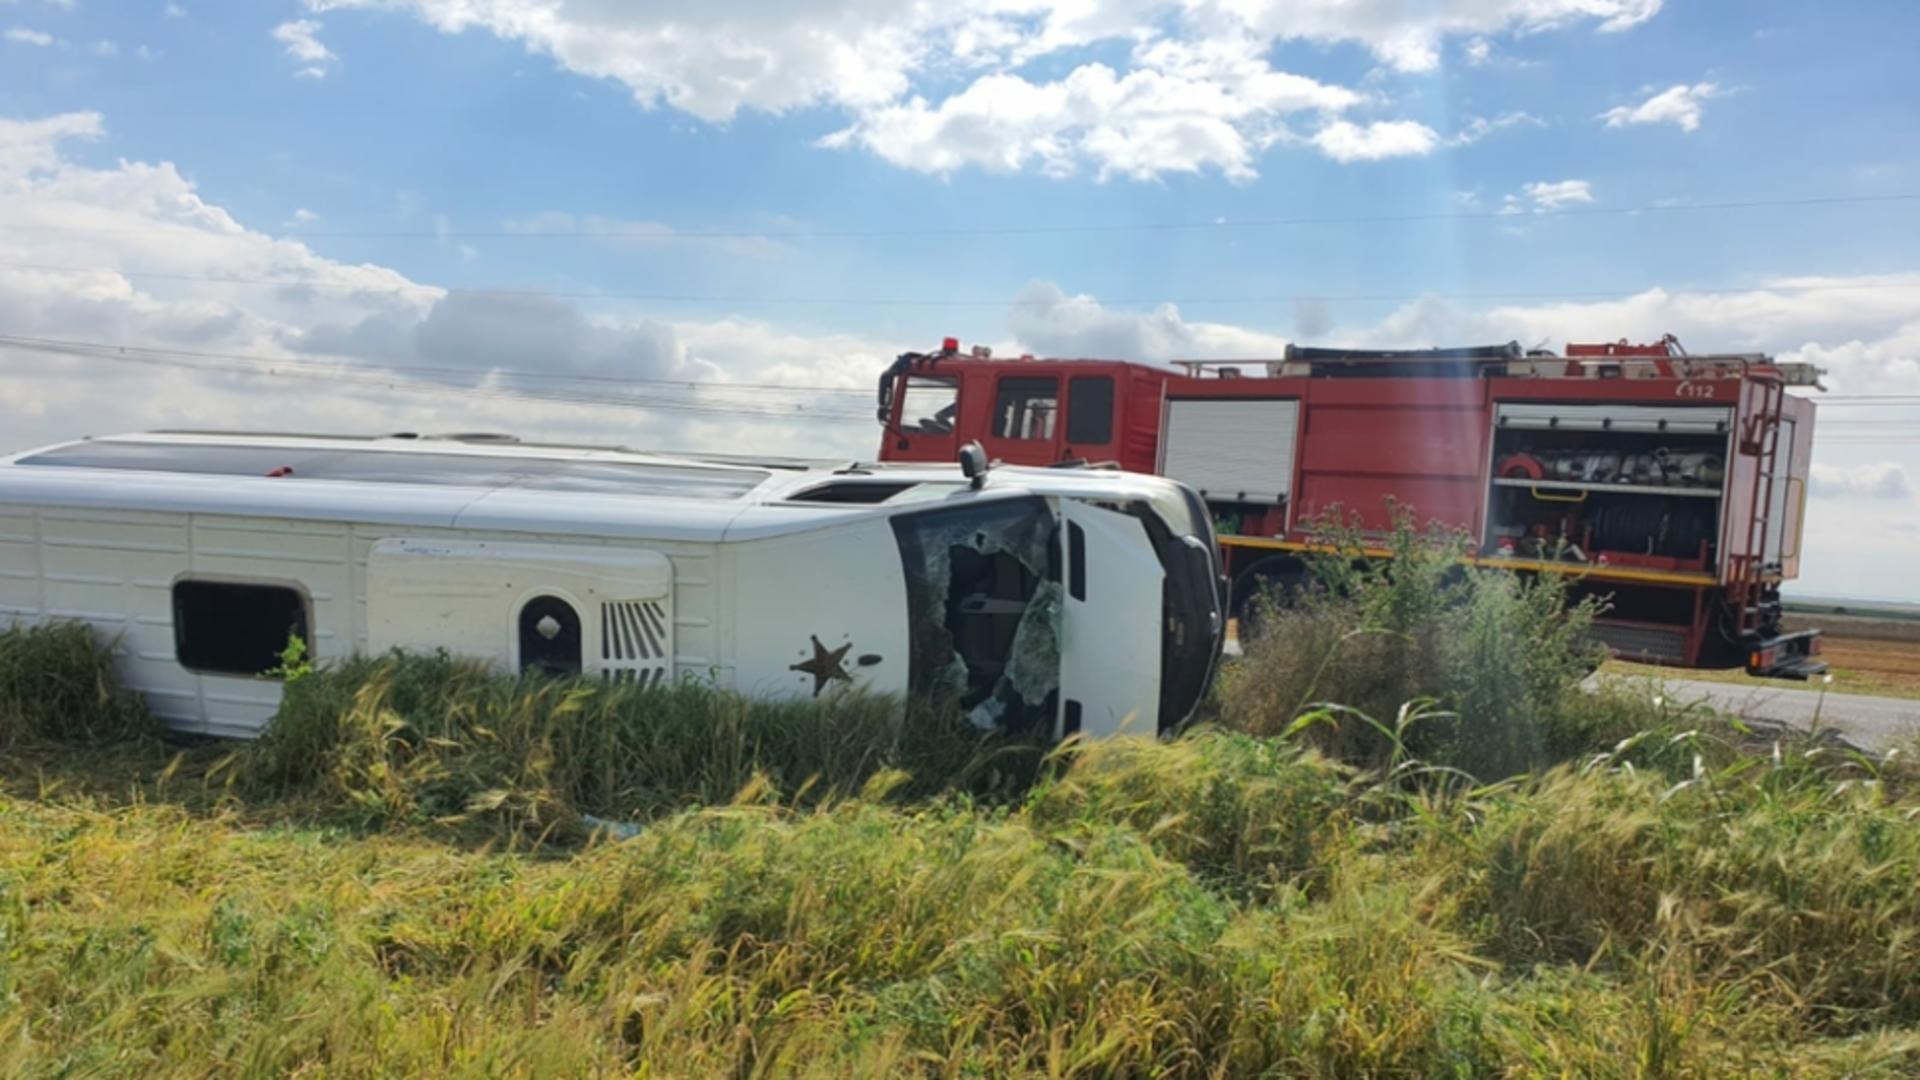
[899,375,959,434]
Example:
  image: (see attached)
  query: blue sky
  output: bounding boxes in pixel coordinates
[1,0,1918,598]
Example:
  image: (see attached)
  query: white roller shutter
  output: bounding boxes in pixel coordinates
[1157,398,1298,504]
[1496,402,1732,434]
[1767,417,1797,563]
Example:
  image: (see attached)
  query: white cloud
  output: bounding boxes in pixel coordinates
[822,39,1361,180]
[272,18,337,78]
[1006,281,1291,360]
[1811,464,1912,501]
[1501,178,1593,213]
[1219,0,1662,73]
[1003,270,1920,406]
[287,207,319,226]
[1447,111,1544,147]
[1599,81,1722,132]
[165,3,187,16]
[5,26,54,47]
[1310,119,1440,163]
[0,111,105,173]
[1523,180,1592,210]
[1462,36,1492,65]
[304,0,1656,179]
[0,111,883,459]
[92,39,117,57]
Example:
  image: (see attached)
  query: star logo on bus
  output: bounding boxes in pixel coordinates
[790,635,853,696]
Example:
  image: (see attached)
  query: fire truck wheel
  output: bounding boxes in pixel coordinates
[1230,556,1309,636]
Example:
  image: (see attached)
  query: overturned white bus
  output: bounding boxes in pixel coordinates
[0,432,1223,740]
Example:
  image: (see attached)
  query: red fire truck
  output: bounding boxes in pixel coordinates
[877,336,1826,677]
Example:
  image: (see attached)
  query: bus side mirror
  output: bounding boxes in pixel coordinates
[958,441,990,489]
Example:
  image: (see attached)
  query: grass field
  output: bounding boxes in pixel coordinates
[6,694,1920,1077]
[1606,634,1920,701]
[4,531,1919,1076]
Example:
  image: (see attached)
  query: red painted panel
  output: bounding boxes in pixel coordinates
[1484,376,1746,406]
[1298,405,1486,478]
[1164,375,1310,400]
[1295,475,1483,533]
[1120,366,1169,473]
[1292,381,1489,537]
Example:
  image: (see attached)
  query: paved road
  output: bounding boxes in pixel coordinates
[1620,677,1920,752]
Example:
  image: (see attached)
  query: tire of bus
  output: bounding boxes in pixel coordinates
[1229,555,1308,639]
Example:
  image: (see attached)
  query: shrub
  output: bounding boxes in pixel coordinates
[1218,507,1612,777]
[0,620,157,749]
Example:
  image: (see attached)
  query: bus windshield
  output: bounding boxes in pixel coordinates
[891,495,1061,733]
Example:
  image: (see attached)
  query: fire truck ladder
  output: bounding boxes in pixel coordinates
[1734,371,1787,641]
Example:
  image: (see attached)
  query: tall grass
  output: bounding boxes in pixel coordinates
[243,652,1045,839]
[0,620,156,749]
[4,732,1918,1076]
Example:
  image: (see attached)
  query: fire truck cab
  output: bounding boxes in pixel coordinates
[878,337,1826,679]
[878,343,1166,473]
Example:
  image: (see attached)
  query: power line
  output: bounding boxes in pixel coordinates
[6,333,1914,427]
[2,192,1915,242]
[0,332,874,399]
[0,335,876,424]
[2,260,1917,310]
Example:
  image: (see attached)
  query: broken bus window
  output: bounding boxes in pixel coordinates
[890,495,1061,733]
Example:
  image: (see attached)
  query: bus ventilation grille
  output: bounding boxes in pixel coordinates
[599,599,672,687]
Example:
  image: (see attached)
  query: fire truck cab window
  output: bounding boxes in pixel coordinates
[993,377,1059,441]
[1066,376,1115,445]
[902,375,959,434]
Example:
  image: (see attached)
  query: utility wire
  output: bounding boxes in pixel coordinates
[0,332,875,398]
[2,192,1914,242]
[0,335,876,423]
[2,260,1917,310]
[4,333,1915,427]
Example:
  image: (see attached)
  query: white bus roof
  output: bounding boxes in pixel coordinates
[0,431,1189,543]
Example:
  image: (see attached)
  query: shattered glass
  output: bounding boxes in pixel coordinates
[891,495,1061,732]
[1003,579,1062,704]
